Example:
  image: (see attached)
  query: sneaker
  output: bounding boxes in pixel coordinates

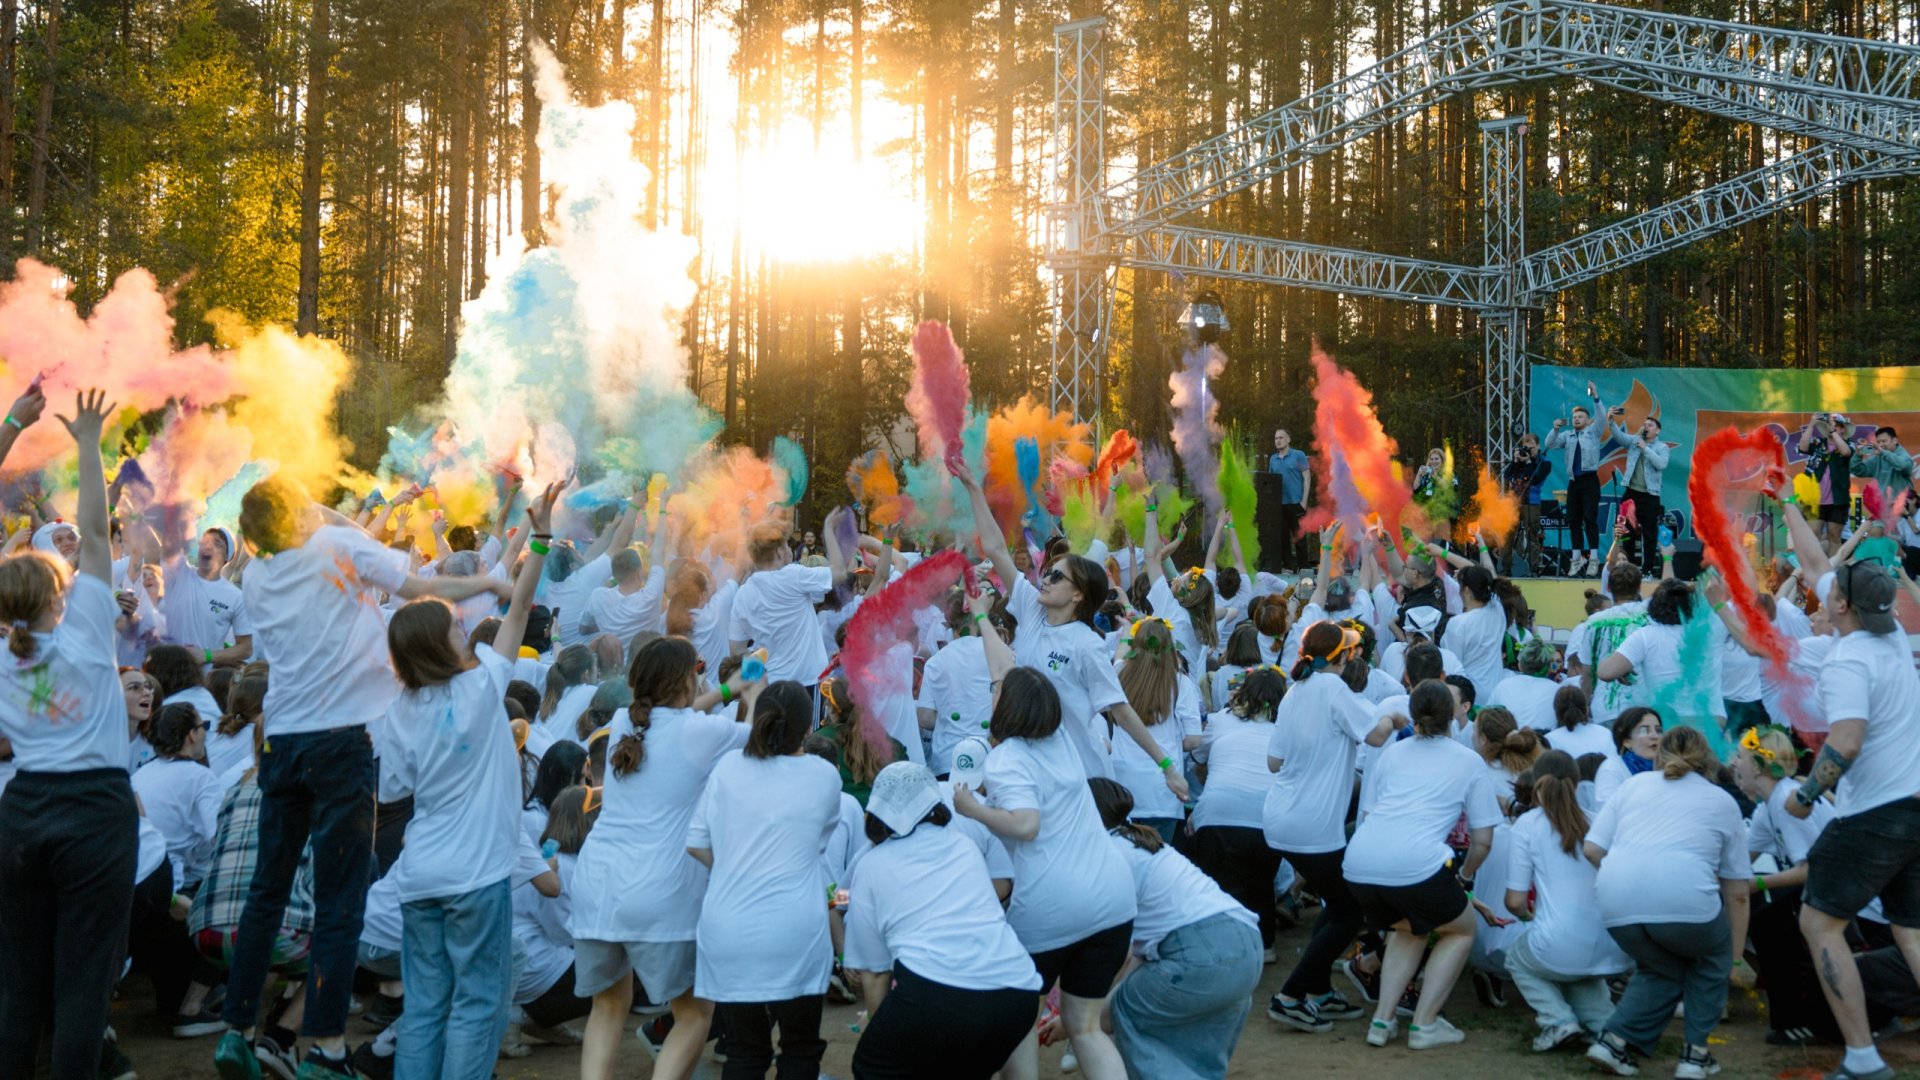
[253,1035,298,1080]
[1341,957,1380,1004]
[522,1018,581,1046]
[1567,555,1587,578]
[1060,1049,1079,1073]
[1765,1027,1819,1047]
[293,1048,359,1080]
[629,990,672,1018]
[169,1004,228,1039]
[1824,1065,1897,1080]
[99,1030,137,1080]
[1674,1044,1720,1079]
[1472,970,1508,1009]
[1365,1018,1397,1047]
[1587,1031,1639,1077]
[1266,996,1331,1033]
[636,1014,673,1059]
[363,993,403,1030]
[1531,1021,1583,1052]
[1261,946,1277,965]
[1588,558,1604,578]
[1394,985,1420,1019]
[498,1022,531,1059]
[1408,1016,1466,1050]
[214,1031,262,1080]
[1274,893,1303,929]
[1313,991,1366,1021]
[346,1046,392,1080]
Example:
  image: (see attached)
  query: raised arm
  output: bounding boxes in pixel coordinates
[494,483,561,656]
[1203,510,1227,577]
[970,576,1016,687]
[1310,524,1340,607]
[951,460,1017,589]
[1226,511,1251,575]
[59,390,116,584]
[1780,500,1832,580]
[1144,502,1168,584]
[581,504,638,565]
[0,383,46,476]
[491,475,522,543]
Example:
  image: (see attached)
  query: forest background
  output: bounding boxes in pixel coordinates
[4,0,1913,516]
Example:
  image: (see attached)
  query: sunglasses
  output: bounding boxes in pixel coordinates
[695,660,707,676]
[1042,568,1069,585]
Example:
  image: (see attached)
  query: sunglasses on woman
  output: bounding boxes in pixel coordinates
[1042,568,1069,585]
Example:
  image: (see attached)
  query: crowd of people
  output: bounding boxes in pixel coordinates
[2,376,1918,1080]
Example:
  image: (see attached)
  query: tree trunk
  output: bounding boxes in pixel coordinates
[445,16,471,360]
[0,0,18,255]
[520,0,544,247]
[646,0,663,227]
[296,0,331,335]
[23,0,59,255]
[469,13,490,299]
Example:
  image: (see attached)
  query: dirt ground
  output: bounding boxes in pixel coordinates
[108,917,1920,1080]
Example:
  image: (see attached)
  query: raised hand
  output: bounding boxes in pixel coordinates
[526,481,562,535]
[55,389,116,445]
[7,382,46,430]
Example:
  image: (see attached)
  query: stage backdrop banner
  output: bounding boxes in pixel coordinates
[1528,364,1920,543]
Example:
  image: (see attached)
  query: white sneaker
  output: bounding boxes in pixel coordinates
[1531,1020,1582,1052]
[1567,554,1587,578]
[1407,1016,1466,1050]
[1060,1049,1080,1073]
[1588,557,1604,577]
[1365,1018,1397,1047]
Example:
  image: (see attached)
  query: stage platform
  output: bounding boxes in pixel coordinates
[1517,577,1603,637]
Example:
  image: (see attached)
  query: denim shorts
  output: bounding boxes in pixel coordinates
[1806,797,1920,926]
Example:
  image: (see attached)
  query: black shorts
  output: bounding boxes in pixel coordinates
[1348,864,1469,936]
[1806,797,1920,927]
[1818,502,1850,525]
[1030,920,1134,999]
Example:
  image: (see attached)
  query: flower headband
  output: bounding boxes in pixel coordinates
[1124,616,1179,659]
[1738,725,1796,780]
[1225,664,1285,695]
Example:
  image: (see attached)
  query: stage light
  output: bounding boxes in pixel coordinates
[1178,289,1228,345]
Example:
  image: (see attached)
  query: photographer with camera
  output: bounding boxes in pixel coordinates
[1501,432,1553,575]
[1542,381,1616,577]
[1610,414,1670,577]
[1850,425,1913,506]
[1799,413,1856,554]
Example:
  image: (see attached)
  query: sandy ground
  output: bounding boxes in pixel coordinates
[106,917,1920,1080]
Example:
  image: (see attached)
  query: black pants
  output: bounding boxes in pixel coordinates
[852,964,1034,1080]
[1625,489,1661,574]
[373,793,414,878]
[0,768,138,1079]
[1748,885,1840,1041]
[1567,473,1601,554]
[1278,502,1307,571]
[1186,826,1281,947]
[224,725,375,1040]
[1273,846,1364,999]
[523,964,594,1028]
[127,858,200,1018]
[717,995,826,1080]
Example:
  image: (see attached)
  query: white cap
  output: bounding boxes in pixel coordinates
[868,762,942,837]
[950,735,990,791]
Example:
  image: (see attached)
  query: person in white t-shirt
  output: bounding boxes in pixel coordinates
[143,643,251,782]
[1486,638,1562,732]
[216,472,511,1073]
[842,762,1040,1079]
[918,590,1006,777]
[727,516,851,688]
[1441,564,1511,700]
[1209,623,1263,711]
[583,537,669,659]
[1502,750,1631,1051]
[132,703,223,893]
[686,681,842,1079]
[1111,616,1202,840]
[1598,578,1728,758]
[1544,684,1617,761]
[1582,726,1750,1079]
[0,389,139,1078]
[1262,620,1396,1033]
[1141,504,1220,670]
[123,667,159,773]
[1775,502,1920,1080]
[954,463,1189,805]
[374,481,557,1080]
[536,644,601,745]
[546,504,639,649]
[951,581,1138,1080]
[1344,679,1502,1051]
[1090,777,1263,1080]
[1188,668,1287,956]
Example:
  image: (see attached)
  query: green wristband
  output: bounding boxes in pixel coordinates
[1157,755,1173,772]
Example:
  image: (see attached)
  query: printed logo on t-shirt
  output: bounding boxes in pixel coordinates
[1046,650,1070,673]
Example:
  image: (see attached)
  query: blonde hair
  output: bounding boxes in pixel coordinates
[1658,726,1720,781]
[822,677,887,785]
[1738,725,1797,781]
[0,552,71,660]
[1119,617,1179,726]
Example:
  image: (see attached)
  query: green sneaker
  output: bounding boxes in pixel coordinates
[213,1031,262,1080]
[294,1049,360,1080]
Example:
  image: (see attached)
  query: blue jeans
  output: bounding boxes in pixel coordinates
[1604,908,1732,1054]
[397,880,514,1080]
[223,726,375,1038]
[1110,912,1262,1080]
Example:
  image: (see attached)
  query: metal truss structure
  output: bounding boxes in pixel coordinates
[1048,0,1920,473]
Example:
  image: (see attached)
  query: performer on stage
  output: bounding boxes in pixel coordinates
[1411,448,1458,546]
[1500,433,1552,576]
[1611,415,1669,577]
[1542,382,1614,578]
[1267,429,1312,573]
[1799,412,1855,554]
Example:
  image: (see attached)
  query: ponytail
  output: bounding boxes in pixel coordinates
[611,636,701,779]
[1535,774,1589,855]
[1087,776,1162,851]
[0,552,68,662]
[1552,683,1589,731]
[218,674,269,739]
[609,703,654,778]
[1112,820,1164,853]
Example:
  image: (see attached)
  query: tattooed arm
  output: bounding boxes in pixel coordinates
[1785,719,1864,819]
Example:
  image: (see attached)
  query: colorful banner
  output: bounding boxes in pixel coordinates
[1528,364,1920,542]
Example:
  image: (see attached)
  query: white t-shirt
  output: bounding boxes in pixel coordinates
[1378,640,1462,684]
[540,683,597,747]
[550,553,612,648]
[689,578,740,679]
[1587,771,1751,927]
[243,526,409,737]
[1592,754,1638,807]
[1545,722,1617,761]
[166,687,251,782]
[360,871,404,952]
[870,641,925,767]
[843,826,1040,991]
[1764,634,1832,730]
[921,635,993,776]
[378,645,521,903]
[1748,780,1835,869]
[511,853,576,1005]
[1191,719,1273,832]
[583,568,667,649]
[1110,674,1201,820]
[728,564,834,685]
[568,706,749,942]
[1571,601,1649,726]
[130,756,223,888]
[985,731,1137,952]
[1819,630,1920,817]
[160,556,252,654]
[1774,601,1812,641]
[687,751,841,1002]
[1441,599,1508,698]
[0,575,129,773]
[1008,578,1129,781]
[1113,836,1256,956]
[1262,672,1377,854]
[1613,619,1726,719]
[1486,673,1561,731]
[1505,808,1630,976]
[1361,667,1402,704]
[1345,735,1502,886]
[1721,633,1763,703]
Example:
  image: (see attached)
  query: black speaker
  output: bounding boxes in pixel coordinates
[1670,546,1705,580]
